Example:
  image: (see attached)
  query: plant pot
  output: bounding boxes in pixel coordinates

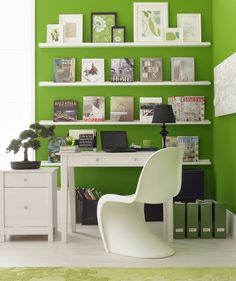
[10,161,41,170]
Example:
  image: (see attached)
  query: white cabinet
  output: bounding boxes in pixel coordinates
[0,168,58,242]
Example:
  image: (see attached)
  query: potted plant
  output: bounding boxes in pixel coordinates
[6,123,55,169]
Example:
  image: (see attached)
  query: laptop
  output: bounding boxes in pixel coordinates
[100,131,137,153]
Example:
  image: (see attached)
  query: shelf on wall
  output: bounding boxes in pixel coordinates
[38,42,211,48]
[39,120,211,126]
[39,81,211,87]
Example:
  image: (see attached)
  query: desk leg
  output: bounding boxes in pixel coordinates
[61,155,68,243]
[68,167,76,233]
[163,198,173,242]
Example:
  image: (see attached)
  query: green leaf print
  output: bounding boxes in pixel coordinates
[143,11,149,18]
[148,18,158,37]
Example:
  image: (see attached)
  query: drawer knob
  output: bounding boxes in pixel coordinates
[134,158,138,162]
[24,178,28,182]
[24,205,28,210]
[96,158,100,162]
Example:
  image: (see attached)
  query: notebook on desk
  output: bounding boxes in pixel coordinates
[100,131,137,153]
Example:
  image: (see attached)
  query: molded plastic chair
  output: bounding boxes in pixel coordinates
[97,147,183,259]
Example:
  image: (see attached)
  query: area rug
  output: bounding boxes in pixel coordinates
[0,267,235,281]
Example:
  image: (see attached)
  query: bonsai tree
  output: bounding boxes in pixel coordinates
[6,123,55,162]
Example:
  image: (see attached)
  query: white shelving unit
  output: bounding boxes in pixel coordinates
[39,120,211,126]
[39,42,211,48]
[39,81,211,87]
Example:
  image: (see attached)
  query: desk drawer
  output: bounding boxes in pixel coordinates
[4,172,48,187]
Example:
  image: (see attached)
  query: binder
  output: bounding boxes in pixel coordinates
[200,201,213,238]
[186,202,199,239]
[214,202,226,239]
[173,202,186,239]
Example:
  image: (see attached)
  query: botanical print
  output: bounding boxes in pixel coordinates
[111,58,134,82]
[171,57,195,82]
[47,25,63,43]
[82,59,105,83]
[92,13,116,43]
[141,10,161,39]
[177,14,201,42]
[163,28,183,42]
[112,28,125,43]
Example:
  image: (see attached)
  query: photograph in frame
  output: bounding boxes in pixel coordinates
[177,14,201,42]
[47,24,64,43]
[133,2,168,42]
[91,13,117,43]
[81,59,105,83]
[171,57,195,82]
[59,14,83,43]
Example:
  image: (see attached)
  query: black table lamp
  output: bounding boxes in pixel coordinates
[152,104,176,148]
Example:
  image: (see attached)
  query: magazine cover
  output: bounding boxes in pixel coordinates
[83,96,105,121]
[177,136,199,162]
[139,97,162,123]
[110,96,134,121]
[165,136,178,148]
[53,58,76,82]
[48,136,65,163]
[111,58,134,82]
[69,129,97,151]
[81,59,105,83]
[140,58,163,82]
[53,100,78,122]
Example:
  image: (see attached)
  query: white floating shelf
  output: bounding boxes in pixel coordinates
[39,81,211,87]
[39,42,211,48]
[39,120,211,126]
[41,160,211,167]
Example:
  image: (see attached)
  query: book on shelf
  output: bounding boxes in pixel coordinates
[53,58,76,82]
[111,58,134,82]
[53,100,78,122]
[83,96,105,122]
[48,136,65,163]
[110,96,134,122]
[69,129,97,151]
[140,58,163,82]
[168,96,205,122]
[139,97,162,123]
[166,136,199,162]
[75,187,103,200]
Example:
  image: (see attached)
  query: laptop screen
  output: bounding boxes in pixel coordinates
[100,131,128,150]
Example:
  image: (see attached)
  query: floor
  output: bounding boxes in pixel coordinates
[0,223,235,268]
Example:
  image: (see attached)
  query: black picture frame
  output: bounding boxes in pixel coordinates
[112,26,126,43]
[91,12,117,43]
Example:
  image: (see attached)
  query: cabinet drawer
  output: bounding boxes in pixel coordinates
[4,172,48,187]
[4,188,48,227]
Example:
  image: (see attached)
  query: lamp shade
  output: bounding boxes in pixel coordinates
[152,104,176,124]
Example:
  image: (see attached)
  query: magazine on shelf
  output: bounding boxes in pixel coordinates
[53,58,76,82]
[140,58,163,82]
[111,58,134,82]
[48,136,65,163]
[53,100,78,122]
[69,129,97,151]
[139,97,162,123]
[83,96,105,122]
[168,96,205,121]
[110,96,134,121]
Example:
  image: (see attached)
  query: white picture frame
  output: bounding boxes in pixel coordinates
[133,2,169,42]
[177,14,201,42]
[47,24,64,43]
[81,59,105,83]
[163,28,183,43]
[59,14,83,43]
[171,57,195,82]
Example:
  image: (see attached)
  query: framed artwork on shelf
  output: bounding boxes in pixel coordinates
[47,24,64,43]
[133,2,168,42]
[81,59,105,83]
[91,13,117,43]
[163,28,183,43]
[140,58,163,82]
[59,14,83,43]
[171,57,195,82]
[112,26,126,43]
[177,14,201,42]
[111,58,134,82]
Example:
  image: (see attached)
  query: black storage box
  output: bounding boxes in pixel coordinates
[76,199,98,225]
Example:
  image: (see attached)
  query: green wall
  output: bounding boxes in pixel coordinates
[212,0,236,214]
[36,0,213,196]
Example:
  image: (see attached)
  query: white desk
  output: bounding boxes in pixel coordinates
[60,151,176,243]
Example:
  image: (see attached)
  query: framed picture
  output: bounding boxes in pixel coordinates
[133,2,168,42]
[47,24,63,43]
[59,14,83,43]
[82,59,105,83]
[163,28,183,43]
[112,26,126,43]
[171,57,195,82]
[140,58,163,82]
[177,14,201,42]
[91,13,117,43]
[111,58,134,82]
